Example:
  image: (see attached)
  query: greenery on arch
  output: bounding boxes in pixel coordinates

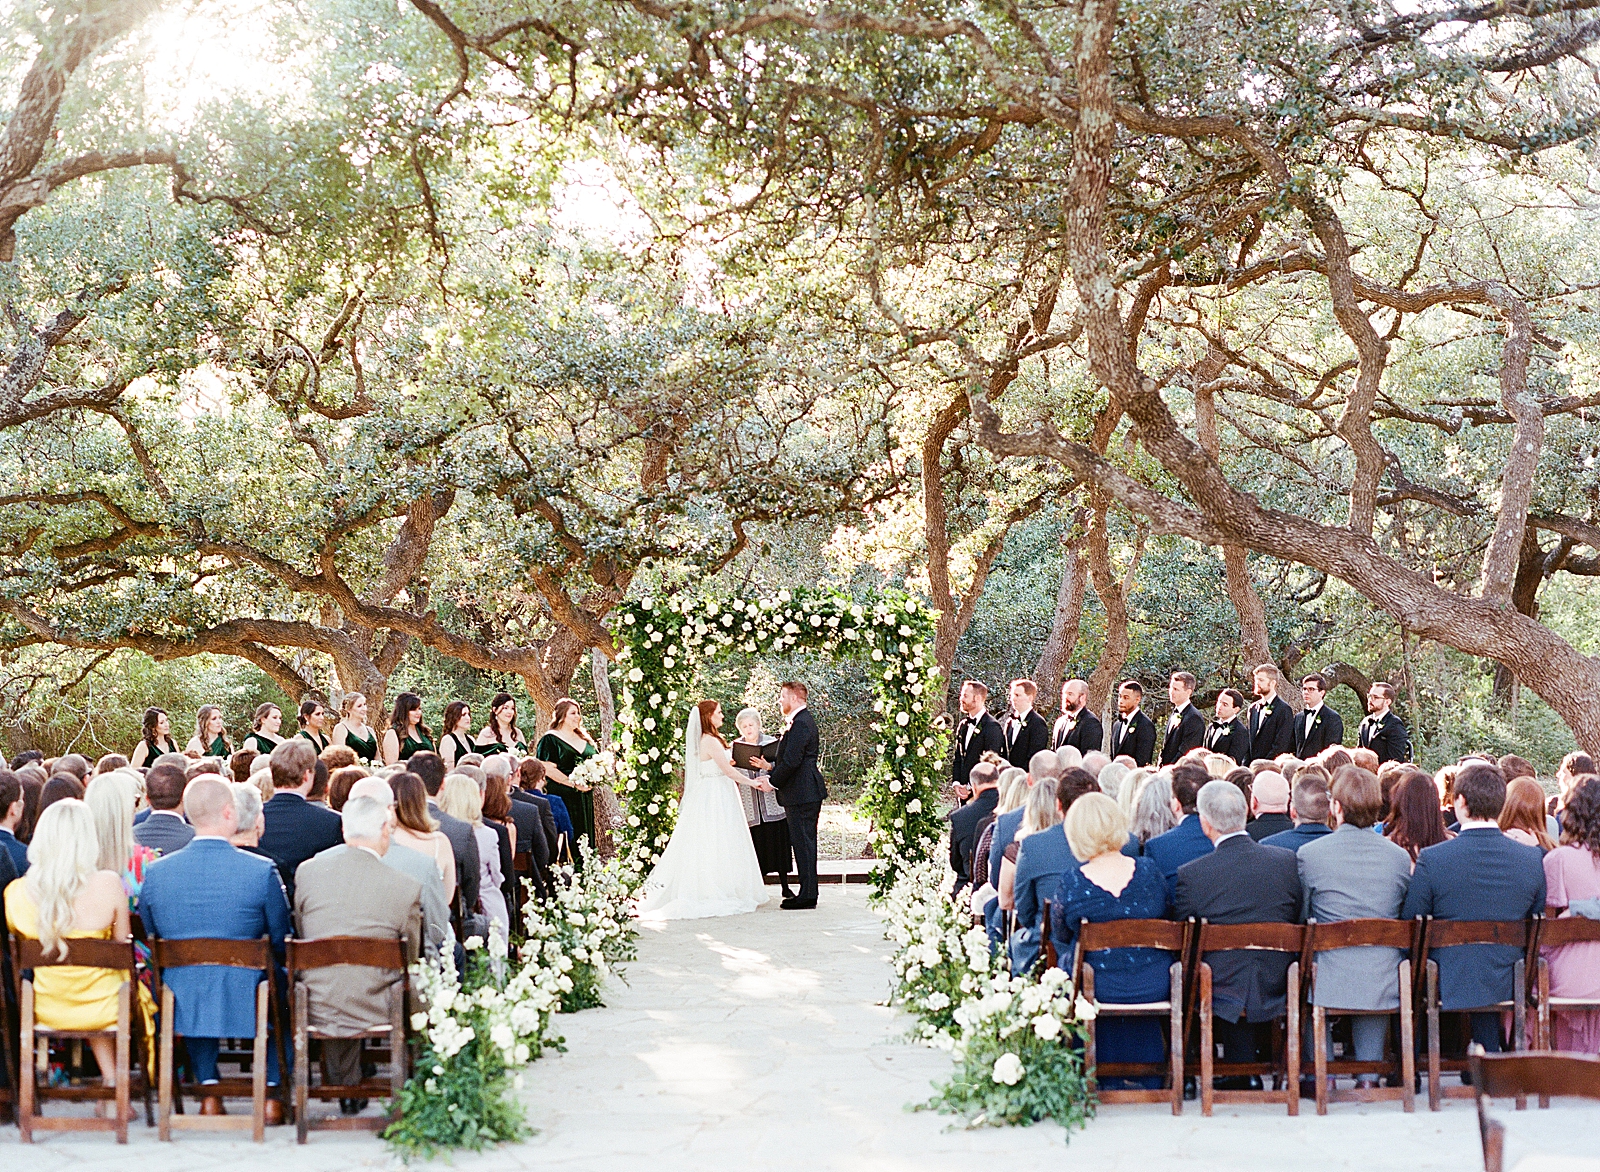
[609,587,949,893]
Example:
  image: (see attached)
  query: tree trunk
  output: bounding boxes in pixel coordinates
[1032,509,1089,716]
[592,645,615,744]
[1319,661,1373,710]
[1083,503,1144,719]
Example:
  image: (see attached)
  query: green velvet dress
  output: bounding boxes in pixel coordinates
[242,732,281,755]
[204,734,230,759]
[298,729,330,754]
[341,726,378,764]
[538,733,597,852]
[398,730,435,761]
[442,732,477,765]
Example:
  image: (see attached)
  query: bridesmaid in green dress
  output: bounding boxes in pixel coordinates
[331,693,379,765]
[185,705,233,759]
[537,697,598,860]
[439,700,476,768]
[297,699,331,753]
[129,707,179,768]
[382,691,435,764]
[476,692,528,758]
[241,703,285,755]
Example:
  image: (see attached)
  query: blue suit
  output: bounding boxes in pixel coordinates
[986,807,1026,890]
[1259,822,1334,853]
[138,838,292,1083]
[1011,827,1075,974]
[257,792,344,903]
[1400,827,1545,1039]
[1142,814,1213,903]
[0,827,26,876]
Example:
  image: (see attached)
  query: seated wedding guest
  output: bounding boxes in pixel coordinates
[1385,769,1452,861]
[305,758,332,807]
[1501,777,1556,851]
[976,771,1028,941]
[1225,766,1254,810]
[521,757,574,867]
[509,758,556,890]
[1541,776,1600,1052]
[248,753,274,801]
[330,692,379,766]
[242,703,285,755]
[1143,762,1214,901]
[1557,753,1598,816]
[39,774,85,819]
[293,795,422,1114]
[481,768,519,910]
[94,754,129,777]
[1051,793,1172,1084]
[186,705,233,760]
[132,763,194,855]
[981,761,1033,900]
[1117,766,1152,820]
[6,800,156,1108]
[257,738,344,904]
[229,749,257,785]
[388,771,458,902]
[328,765,369,812]
[85,772,157,904]
[1175,780,1302,1073]
[53,755,89,782]
[1098,761,1128,804]
[342,777,451,958]
[1129,772,1177,845]
[1081,750,1110,776]
[949,761,1000,894]
[409,752,479,910]
[130,706,179,768]
[138,775,291,1118]
[1204,753,1235,779]
[1260,776,1335,853]
[16,765,45,841]
[320,745,358,773]
[1003,779,1064,973]
[229,782,269,856]
[1055,746,1085,773]
[1298,766,1414,1083]
[1499,755,1537,783]
[440,774,508,938]
[297,698,331,755]
[1400,761,1547,1052]
[0,770,27,875]
[1351,747,1381,774]
[1003,679,1050,770]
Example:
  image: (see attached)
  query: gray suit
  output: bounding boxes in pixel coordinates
[316,842,448,959]
[294,845,422,1085]
[133,809,194,855]
[1299,823,1413,1010]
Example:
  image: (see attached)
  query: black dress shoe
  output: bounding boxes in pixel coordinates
[780,897,817,910]
[339,1098,369,1116]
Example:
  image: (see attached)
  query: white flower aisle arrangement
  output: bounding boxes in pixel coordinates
[881,857,1003,1046]
[608,587,947,894]
[521,854,643,1011]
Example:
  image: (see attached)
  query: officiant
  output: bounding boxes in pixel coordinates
[734,707,795,901]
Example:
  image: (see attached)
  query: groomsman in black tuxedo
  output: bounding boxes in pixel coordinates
[1003,679,1050,769]
[1358,682,1411,764]
[1206,688,1253,764]
[1158,671,1207,766]
[1294,674,1345,757]
[1051,678,1104,754]
[1108,680,1156,767]
[952,680,1004,796]
[1248,664,1295,760]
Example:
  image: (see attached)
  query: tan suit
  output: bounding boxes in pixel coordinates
[294,845,422,1085]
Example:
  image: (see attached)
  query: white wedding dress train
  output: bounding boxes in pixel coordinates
[637,710,770,920]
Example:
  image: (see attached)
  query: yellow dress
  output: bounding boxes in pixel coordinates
[4,878,155,1039]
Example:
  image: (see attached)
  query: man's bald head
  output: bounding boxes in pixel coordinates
[348,777,396,807]
[184,775,237,836]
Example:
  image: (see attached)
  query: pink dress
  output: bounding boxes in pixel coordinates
[1542,845,1600,1052]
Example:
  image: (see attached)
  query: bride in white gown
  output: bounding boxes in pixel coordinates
[637,700,772,920]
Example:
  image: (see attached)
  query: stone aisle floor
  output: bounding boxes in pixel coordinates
[7,885,1600,1170]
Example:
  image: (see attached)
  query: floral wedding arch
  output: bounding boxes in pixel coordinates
[608,587,949,894]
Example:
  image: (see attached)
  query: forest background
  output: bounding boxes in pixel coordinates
[3,0,1599,787]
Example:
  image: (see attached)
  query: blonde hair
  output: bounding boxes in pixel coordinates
[439,773,484,826]
[24,800,102,960]
[1119,767,1153,818]
[996,772,1029,815]
[1020,777,1062,837]
[84,772,136,876]
[1065,792,1129,863]
[339,692,367,719]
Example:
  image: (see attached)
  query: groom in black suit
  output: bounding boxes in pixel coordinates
[752,681,828,910]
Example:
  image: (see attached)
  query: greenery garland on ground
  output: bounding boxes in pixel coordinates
[883,856,1097,1138]
[610,587,947,892]
[382,852,642,1159]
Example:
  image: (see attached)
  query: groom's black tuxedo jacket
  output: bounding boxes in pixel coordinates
[770,707,827,807]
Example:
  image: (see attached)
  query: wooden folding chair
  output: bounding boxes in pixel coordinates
[1532,914,1600,1051]
[152,935,283,1141]
[1305,917,1419,1114]
[1419,918,1532,1110]
[1040,901,1058,971]
[0,911,16,1125]
[1071,918,1190,1114]
[11,935,151,1143]
[1193,919,1306,1116]
[1469,1046,1600,1172]
[288,935,408,1143]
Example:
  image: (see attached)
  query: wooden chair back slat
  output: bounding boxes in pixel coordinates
[1426,920,1529,948]
[1308,917,1418,952]
[1197,921,1305,953]
[287,936,404,973]
[1078,918,1189,952]
[153,936,274,970]
[13,936,137,971]
[1536,917,1600,949]
[1471,1049,1600,1100]
[512,852,532,873]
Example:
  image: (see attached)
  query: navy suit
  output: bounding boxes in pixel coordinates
[1142,813,1214,903]
[138,837,292,1083]
[948,787,999,891]
[1011,826,1075,975]
[258,792,344,904]
[0,826,26,876]
[1260,822,1334,853]
[133,810,194,856]
[1400,827,1546,1047]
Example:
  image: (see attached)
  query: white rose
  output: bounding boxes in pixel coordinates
[1033,1014,1062,1040]
[991,1053,1025,1086]
[627,668,644,682]
[1074,995,1099,1021]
